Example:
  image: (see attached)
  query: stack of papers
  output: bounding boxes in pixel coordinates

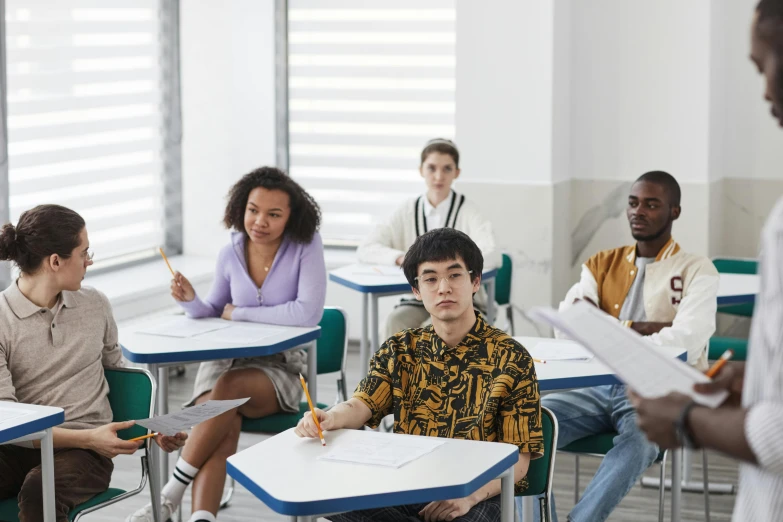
[136,317,230,338]
[0,406,33,426]
[318,433,445,468]
[527,303,728,408]
[136,398,250,436]
[351,265,404,277]
[527,341,594,362]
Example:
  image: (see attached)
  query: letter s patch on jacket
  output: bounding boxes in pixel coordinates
[670,276,683,305]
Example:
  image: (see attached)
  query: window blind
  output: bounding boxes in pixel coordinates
[5,0,167,264]
[287,0,456,245]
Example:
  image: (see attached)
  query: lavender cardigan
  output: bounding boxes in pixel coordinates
[179,231,326,327]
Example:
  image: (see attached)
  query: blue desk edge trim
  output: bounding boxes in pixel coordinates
[227,445,517,516]
[0,410,65,445]
[121,329,321,364]
[717,294,755,306]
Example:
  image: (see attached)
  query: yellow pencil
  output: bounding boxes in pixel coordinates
[299,373,326,446]
[129,432,157,442]
[533,358,547,364]
[159,247,176,278]
[705,349,734,378]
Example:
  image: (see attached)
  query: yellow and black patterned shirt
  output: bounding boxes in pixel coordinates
[353,313,544,494]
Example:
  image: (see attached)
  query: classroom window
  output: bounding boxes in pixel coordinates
[4,0,181,268]
[286,0,456,245]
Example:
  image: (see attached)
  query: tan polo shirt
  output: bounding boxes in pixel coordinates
[0,281,124,430]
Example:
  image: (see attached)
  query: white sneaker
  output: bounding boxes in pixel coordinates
[126,495,176,522]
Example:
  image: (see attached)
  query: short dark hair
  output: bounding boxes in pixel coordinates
[420,138,459,168]
[223,166,321,243]
[635,170,681,207]
[0,204,85,274]
[402,228,483,289]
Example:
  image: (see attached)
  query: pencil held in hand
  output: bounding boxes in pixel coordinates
[705,349,734,378]
[159,247,175,277]
[299,372,326,446]
[129,432,157,442]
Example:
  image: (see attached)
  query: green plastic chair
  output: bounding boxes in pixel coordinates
[494,253,514,334]
[515,406,558,522]
[713,257,758,317]
[0,367,156,522]
[561,432,711,522]
[709,336,748,362]
[218,307,349,510]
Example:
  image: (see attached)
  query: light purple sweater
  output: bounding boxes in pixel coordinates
[179,232,326,327]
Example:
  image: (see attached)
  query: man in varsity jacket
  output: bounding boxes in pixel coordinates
[357,139,500,340]
[526,171,719,522]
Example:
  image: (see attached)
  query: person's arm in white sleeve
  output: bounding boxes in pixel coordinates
[646,271,719,365]
[357,203,408,265]
[554,264,601,339]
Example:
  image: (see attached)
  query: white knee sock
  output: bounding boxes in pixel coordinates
[188,510,217,522]
[161,456,199,506]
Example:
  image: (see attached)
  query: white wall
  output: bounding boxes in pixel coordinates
[709,0,783,181]
[455,0,555,185]
[569,0,712,183]
[180,0,277,259]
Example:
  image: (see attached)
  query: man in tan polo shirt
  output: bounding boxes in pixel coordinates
[0,204,186,522]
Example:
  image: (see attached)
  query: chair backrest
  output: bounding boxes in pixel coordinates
[105,367,155,440]
[519,406,558,497]
[712,257,758,275]
[315,307,348,375]
[494,253,513,306]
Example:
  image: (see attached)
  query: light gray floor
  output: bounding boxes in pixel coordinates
[89,345,739,522]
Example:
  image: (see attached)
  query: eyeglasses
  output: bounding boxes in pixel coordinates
[414,270,473,290]
[82,249,94,262]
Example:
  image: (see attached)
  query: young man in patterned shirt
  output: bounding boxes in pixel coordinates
[296,228,544,522]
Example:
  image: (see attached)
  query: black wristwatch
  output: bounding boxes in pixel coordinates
[674,400,699,449]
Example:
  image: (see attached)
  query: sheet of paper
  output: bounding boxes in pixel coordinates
[351,265,404,277]
[135,317,231,338]
[318,433,445,468]
[528,341,594,361]
[193,325,285,345]
[0,407,33,426]
[527,303,728,408]
[135,398,249,436]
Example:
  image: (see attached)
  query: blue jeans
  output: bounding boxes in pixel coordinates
[516,385,659,522]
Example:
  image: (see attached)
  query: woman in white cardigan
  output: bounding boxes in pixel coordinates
[357,138,500,339]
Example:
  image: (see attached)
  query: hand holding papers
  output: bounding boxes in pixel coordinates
[526,303,728,408]
[135,398,249,436]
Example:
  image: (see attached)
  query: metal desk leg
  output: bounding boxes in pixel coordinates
[641,446,735,494]
[486,279,496,325]
[360,292,369,374]
[671,448,682,522]
[156,365,169,486]
[500,465,515,522]
[520,494,534,521]
[370,292,379,364]
[40,428,55,522]
[307,340,318,404]
[148,439,163,522]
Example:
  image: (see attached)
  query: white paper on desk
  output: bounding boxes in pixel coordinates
[351,265,404,277]
[194,325,284,344]
[318,433,445,468]
[526,303,729,408]
[0,407,33,426]
[528,341,594,361]
[135,317,231,338]
[135,398,249,436]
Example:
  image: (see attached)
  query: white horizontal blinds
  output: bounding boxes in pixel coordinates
[288,0,456,244]
[5,0,165,263]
